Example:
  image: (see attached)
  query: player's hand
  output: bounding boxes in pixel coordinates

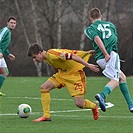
[8,54,15,60]
[105,54,110,62]
[88,64,99,72]
[0,53,3,58]
[88,50,95,55]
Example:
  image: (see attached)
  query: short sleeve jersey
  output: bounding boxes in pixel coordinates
[84,20,118,61]
[45,49,92,74]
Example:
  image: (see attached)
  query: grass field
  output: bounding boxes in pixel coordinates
[0,76,133,133]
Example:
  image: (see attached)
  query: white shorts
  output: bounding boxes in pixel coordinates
[0,57,7,68]
[96,51,120,82]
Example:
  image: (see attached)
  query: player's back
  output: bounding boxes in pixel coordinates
[85,20,118,60]
[45,49,91,74]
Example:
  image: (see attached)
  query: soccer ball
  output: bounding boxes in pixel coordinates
[17,104,32,118]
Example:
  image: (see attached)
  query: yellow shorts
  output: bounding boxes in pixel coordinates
[48,70,86,97]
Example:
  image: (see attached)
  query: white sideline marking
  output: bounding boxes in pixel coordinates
[0,97,132,119]
[5,96,114,108]
[5,96,73,101]
[0,102,114,116]
[0,96,118,118]
[0,112,132,119]
[52,114,133,119]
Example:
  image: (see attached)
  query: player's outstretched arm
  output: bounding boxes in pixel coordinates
[60,52,99,72]
[72,54,99,72]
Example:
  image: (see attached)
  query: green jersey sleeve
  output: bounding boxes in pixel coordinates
[84,26,98,41]
[0,27,11,56]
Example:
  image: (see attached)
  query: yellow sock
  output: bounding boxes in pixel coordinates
[41,92,50,118]
[83,99,96,109]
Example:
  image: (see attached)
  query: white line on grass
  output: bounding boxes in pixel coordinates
[0,112,132,119]
[5,96,114,108]
[0,103,114,116]
[5,96,73,101]
[52,114,133,119]
[0,102,132,119]
[1,97,115,116]
[1,96,132,119]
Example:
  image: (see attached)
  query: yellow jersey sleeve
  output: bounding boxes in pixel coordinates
[45,49,92,73]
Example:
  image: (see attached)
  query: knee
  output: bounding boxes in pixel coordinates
[1,73,7,78]
[120,72,126,82]
[40,84,50,93]
[40,84,45,90]
[1,71,8,77]
[1,69,9,77]
[75,101,84,108]
[40,88,49,93]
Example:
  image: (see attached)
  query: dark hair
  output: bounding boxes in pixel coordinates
[89,8,101,19]
[7,16,16,22]
[27,43,43,57]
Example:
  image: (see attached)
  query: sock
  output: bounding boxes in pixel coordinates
[5,68,9,75]
[41,92,50,118]
[83,99,96,109]
[119,82,133,106]
[100,86,112,99]
[0,75,6,90]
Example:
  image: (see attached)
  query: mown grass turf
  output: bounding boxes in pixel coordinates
[0,77,133,133]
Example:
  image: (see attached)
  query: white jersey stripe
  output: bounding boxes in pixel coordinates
[0,27,8,41]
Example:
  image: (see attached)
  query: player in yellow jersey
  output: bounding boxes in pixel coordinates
[27,43,100,122]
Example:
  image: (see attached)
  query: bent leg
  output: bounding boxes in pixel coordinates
[74,96,96,109]
[119,71,133,108]
[0,67,8,96]
[0,58,8,90]
[40,80,55,118]
[74,96,99,120]
[33,75,62,122]
[95,79,119,112]
[100,79,119,99]
[0,67,8,88]
[0,74,6,89]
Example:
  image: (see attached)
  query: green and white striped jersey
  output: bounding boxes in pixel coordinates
[0,26,11,56]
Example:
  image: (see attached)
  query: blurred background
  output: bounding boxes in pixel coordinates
[0,0,132,77]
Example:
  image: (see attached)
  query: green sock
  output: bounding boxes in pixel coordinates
[5,68,9,75]
[100,86,112,99]
[0,75,6,90]
[119,82,133,106]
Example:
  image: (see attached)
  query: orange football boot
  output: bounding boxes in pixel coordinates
[92,105,99,120]
[33,116,51,122]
